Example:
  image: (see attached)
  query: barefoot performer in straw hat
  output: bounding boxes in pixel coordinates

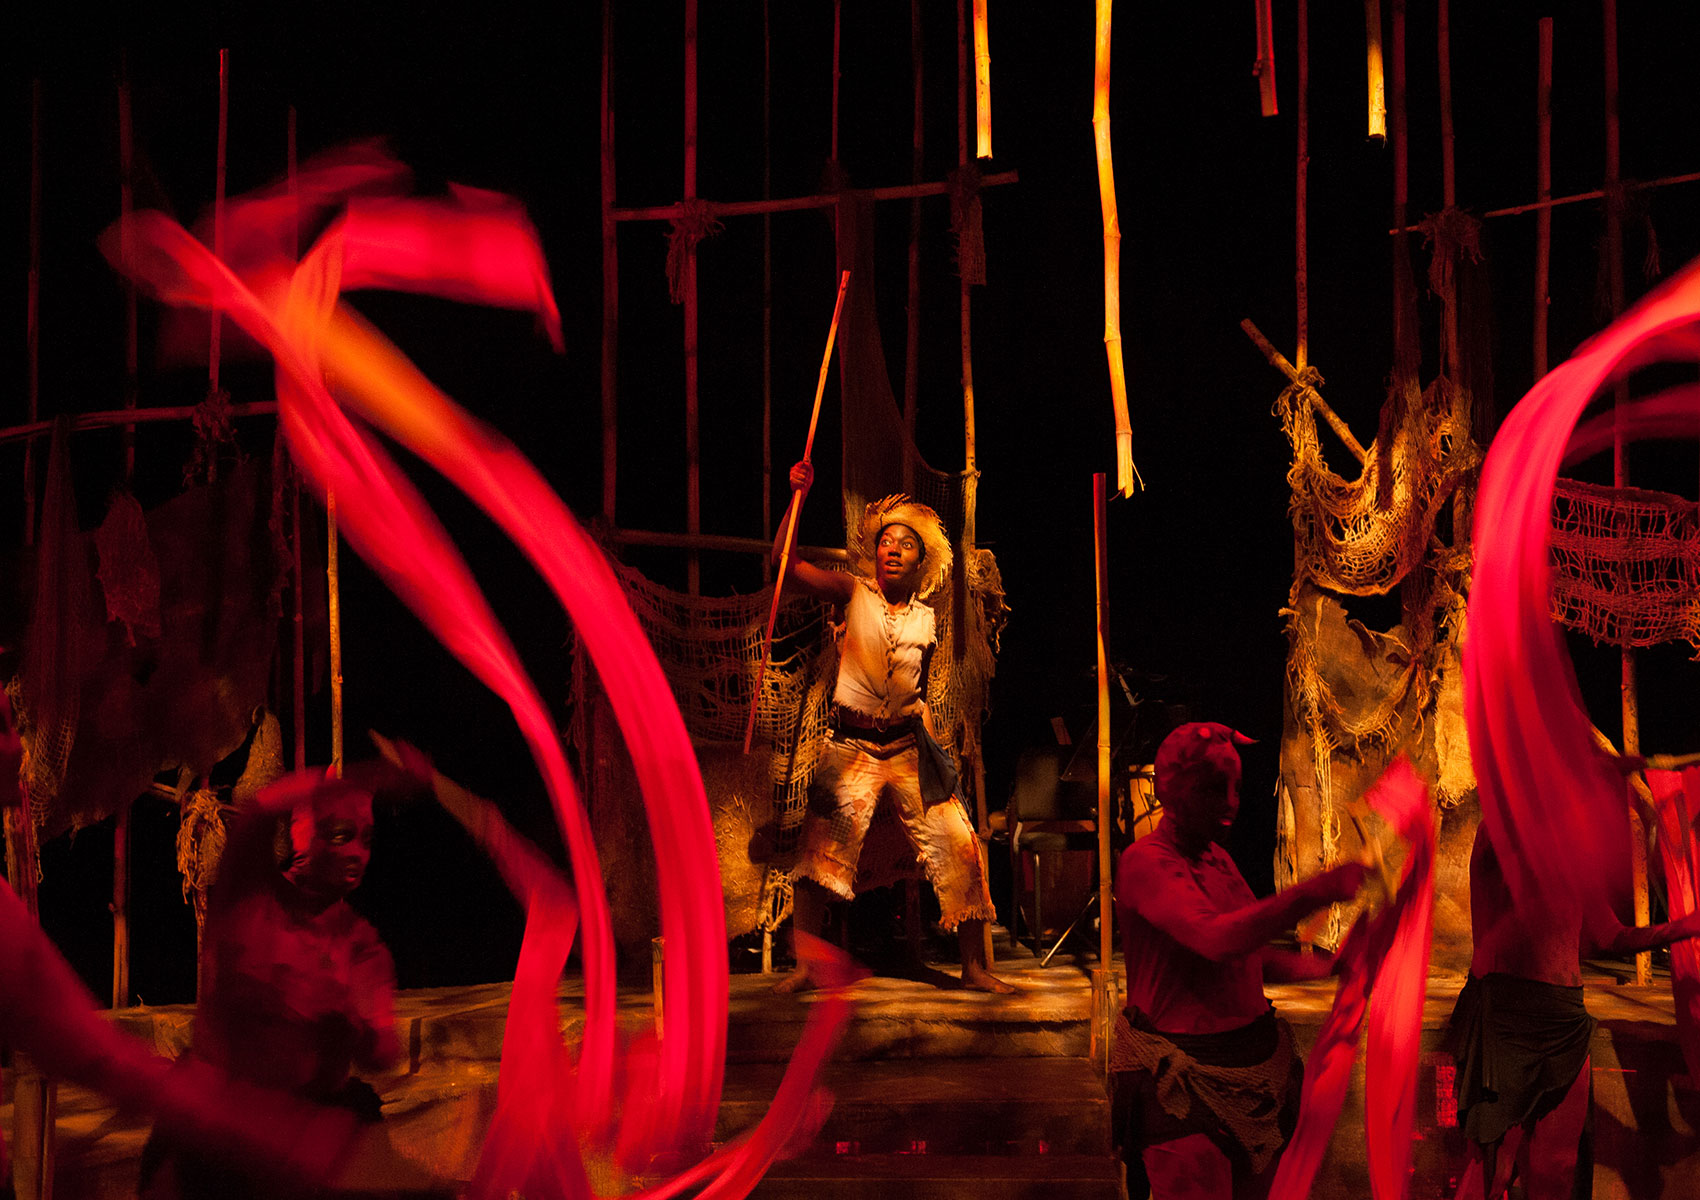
[770,461,1011,994]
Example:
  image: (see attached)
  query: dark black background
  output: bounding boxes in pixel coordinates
[6,2,1700,1002]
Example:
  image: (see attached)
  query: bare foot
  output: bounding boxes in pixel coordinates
[771,968,817,995]
[960,963,1017,994]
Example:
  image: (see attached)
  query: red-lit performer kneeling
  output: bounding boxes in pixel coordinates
[1113,722,1367,1199]
[1442,823,1700,1200]
[772,461,1011,994]
[140,760,413,1200]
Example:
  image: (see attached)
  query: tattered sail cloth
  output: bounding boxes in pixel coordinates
[1110,1009,1299,1174]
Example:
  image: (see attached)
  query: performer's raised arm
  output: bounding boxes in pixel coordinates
[770,460,854,606]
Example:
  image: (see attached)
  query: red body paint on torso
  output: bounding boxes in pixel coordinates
[1467,828,1582,988]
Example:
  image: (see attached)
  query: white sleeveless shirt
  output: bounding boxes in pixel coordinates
[833,579,935,721]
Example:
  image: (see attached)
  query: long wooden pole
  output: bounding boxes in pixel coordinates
[328,490,343,777]
[25,79,41,546]
[113,55,137,1012]
[1365,0,1386,140]
[611,171,1020,224]
[210,49,229,401]
[831,0,842,165]
[1255,0,1278,117]
[743,272,852,755]
[601,0,619,525]
[904,0,924,494]
[1296,0,1310,370]
[0,401,279,447]
[1437,0,1459,379]
[1534,18,1553,380]
[1601,0,1650,986]
[762,0,774,581]
[972,0,992,158]
[1094,472,1113,976]
[683,0,701,595]
[1094,0,1136,496]
[289,107,307,773]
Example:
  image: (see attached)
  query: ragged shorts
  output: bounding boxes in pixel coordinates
[792,732,996,931]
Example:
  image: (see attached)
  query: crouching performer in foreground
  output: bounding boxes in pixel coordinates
[140,763,413,1199]
[772,461,1010,993]
[1113,722,1366,1199]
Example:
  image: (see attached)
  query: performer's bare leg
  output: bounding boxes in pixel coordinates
[774,879,830,993]
[1516,1055,1590,1200]
[1142,1133,1231,1200]
[957,918,1015,992]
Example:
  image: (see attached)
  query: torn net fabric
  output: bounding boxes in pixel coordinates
[106,154,857,1198]
[1464,258,1700,930]
[1268,757,1433,1200]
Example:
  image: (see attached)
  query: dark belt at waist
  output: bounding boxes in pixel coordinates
[833,705,917,742]
[1127,1006,1280,1068]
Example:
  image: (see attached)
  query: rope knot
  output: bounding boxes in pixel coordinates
[665,199,725,304]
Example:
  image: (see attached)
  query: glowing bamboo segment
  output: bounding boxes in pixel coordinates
[973,0,992,158]
[1255,0,1278,117]
[1365,1,1386,140]
[743,271,852,755]
[1093,0,1137,496]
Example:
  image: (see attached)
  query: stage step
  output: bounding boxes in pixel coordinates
[747,1152,1124,1199]
[716,1057,1112,1157]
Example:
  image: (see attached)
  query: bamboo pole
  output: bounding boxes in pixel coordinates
[762,0,774,581]
[25,79,41,545]
[1534,18,1553,380]
[1602,0,1650,986]
[1297,0,1309,370]
[609,527,845,562]
[0,401,279,447]
[289,107,307,772]
[904,0,924,494]
[1437,0,1458,379]
[112,56,137,1012]
[1094,472,1113,978]
[601,0,619,525]
[831,0,842,165]
[610,171,1019,223]
[973,0,992,158]
[119,55,137,482]
[1094,0,1137,496]
[684,0,701,596]
[743,273,851,756]
[210,49,229,401]
[1241,319,1367,464]
[956,0,979,672]
[1391,0,1415,384]
[1365,0,1386,140]
[1255,0,1278,117]
[1389,170,1700,232]
[328,491,344,776]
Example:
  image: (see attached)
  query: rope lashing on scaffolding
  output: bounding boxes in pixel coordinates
[665,198,724,304]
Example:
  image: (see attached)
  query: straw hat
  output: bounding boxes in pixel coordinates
[853,495,952,600]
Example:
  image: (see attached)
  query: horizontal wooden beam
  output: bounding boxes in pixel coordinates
[608,526,847,563]
[0,401,278,448]
[1388,168,1700,233]
[611,170,1019,223]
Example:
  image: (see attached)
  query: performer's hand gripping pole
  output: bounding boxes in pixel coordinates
[743,270,852,755]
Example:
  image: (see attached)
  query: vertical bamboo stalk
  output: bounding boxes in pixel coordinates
[210,49,229,399]
[601,0,619,525]
[1390,0,1415,381]
[113,56,137,1014]
[1437,0,1459,378]
[762,0,774,580]
[328,491,344,776]
[1296,0,1310,370]
[684,0,701,595]
[1365,0,1386,140]
[1534,18,1553,379]
[1093,0,1134,495]
[119,55,137,483]
[904,0,923,494]
[972,0,991,158]
[1601,0,1650,986]
[831,0,842,164]
[289,107,308,772]
[1255,0,1278,117]
[1093,473,1112,976]
[957,0,977,498]
[25,79,41,546]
